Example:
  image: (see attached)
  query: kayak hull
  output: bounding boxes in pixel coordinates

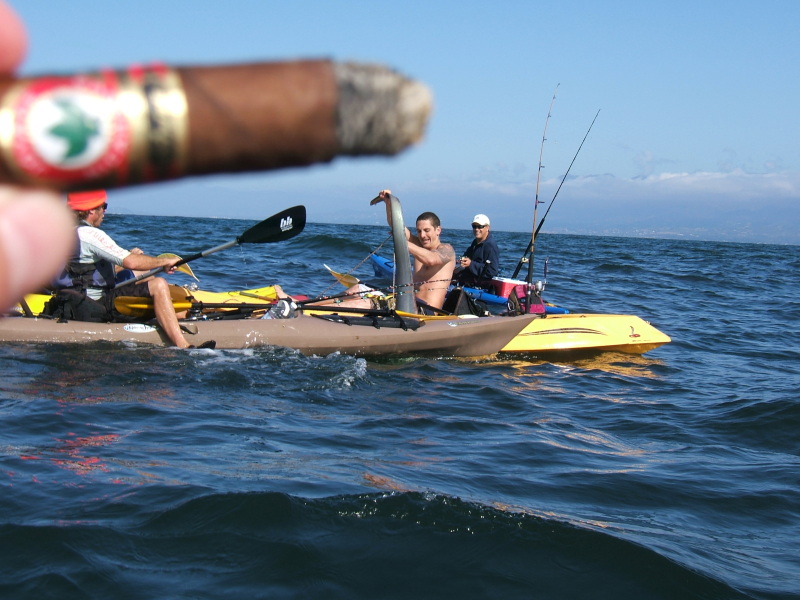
[0,313,538,358]
[500,313,671,354]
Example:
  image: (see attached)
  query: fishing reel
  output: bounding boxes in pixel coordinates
[506,280,547,316]
[261,298,297,320]
[184,305,207,321]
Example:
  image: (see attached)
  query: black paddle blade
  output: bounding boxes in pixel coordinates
[239,205,306,244]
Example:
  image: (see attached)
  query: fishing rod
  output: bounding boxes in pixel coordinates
[534,108,600,240]
[519,84,558,286]
[512,107,601,279]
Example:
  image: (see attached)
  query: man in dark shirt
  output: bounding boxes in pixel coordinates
[455,214,500,288]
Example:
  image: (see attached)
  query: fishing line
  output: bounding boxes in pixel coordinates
[512,106,601,280]
[534,108,601,240]
[301,275,454,307]
[318,233,393,296]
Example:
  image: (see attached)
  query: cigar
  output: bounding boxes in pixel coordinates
[0,60,432,191]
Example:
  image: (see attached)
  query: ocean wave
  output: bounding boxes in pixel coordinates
[0,490,758,600]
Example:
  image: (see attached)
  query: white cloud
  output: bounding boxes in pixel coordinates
[113,167,800,244]
[571,169,800,200]
[395,169,800,243]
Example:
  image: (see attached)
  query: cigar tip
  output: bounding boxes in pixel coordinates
[334,62,433,156]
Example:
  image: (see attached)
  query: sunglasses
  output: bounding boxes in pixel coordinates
[95,203,108,211]
[472,223,486,229]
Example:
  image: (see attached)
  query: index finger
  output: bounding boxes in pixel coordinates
[0,1,28,74]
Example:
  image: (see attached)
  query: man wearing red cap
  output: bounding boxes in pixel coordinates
[54,190,212,349]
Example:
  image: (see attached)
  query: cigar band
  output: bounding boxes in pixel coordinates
[0,64,188,187]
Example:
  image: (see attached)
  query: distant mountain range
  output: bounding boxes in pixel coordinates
[543,195,799,245]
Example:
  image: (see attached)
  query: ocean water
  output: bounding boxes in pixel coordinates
[1,214,798,599]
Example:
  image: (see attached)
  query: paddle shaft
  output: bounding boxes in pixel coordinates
[118,299,272,311]
[114,205,306,289]
[115,239,238,288]
[116,296,410,319]
[121,281,430,312]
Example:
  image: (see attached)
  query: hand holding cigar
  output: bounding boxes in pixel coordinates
[0,0,433,311]
[0,60,433,190]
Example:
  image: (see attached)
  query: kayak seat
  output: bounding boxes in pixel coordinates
[441,287,486,317]
[42,289,111,323]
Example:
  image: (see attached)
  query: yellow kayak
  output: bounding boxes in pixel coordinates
[16,284,283,318]
[396,310,670,354]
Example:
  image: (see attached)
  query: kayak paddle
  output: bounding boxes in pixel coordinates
[113,298,276,318]
[324,264,360,287]
[157,253,199,281]
[114,205,306,289]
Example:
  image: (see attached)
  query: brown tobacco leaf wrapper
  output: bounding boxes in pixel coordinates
[0,59,432,191]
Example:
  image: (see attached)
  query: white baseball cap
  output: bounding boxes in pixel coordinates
[472,214,490,227]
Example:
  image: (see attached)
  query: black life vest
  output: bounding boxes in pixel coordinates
[52,224,117,293]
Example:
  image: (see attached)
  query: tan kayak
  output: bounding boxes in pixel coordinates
[0,310,539,358]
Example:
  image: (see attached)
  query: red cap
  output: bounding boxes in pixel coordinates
[67,190,107,211]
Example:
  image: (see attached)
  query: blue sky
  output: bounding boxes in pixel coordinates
[11,1,800,244]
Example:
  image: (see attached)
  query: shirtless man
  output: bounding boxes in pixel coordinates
[322,189,456,313]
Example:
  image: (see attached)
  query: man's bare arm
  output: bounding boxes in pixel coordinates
[410,242,455,267]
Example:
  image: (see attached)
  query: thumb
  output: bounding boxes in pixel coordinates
[0,188,74,310]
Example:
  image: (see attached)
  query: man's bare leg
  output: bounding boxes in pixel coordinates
[148,278,191,348]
